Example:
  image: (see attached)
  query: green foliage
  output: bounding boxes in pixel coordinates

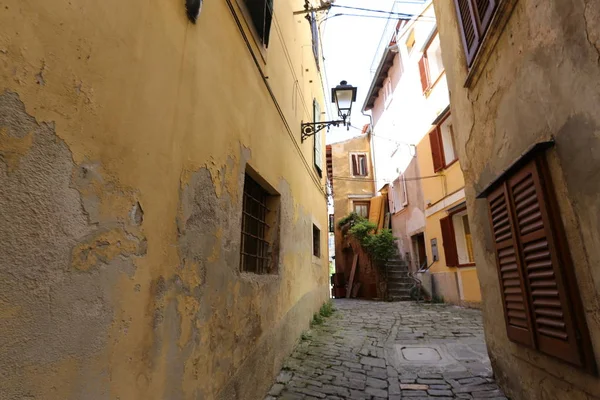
[311,312,324,326]
[348,219,377,243]
[329,261,335,276]
[319,300,335,318]
[364,229,396,262]
[337,212,362,228]
[340,211,397,264]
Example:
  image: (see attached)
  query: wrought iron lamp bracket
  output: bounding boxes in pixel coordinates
[301,120,346,142]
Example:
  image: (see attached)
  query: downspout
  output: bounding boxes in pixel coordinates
[362,110,376,192]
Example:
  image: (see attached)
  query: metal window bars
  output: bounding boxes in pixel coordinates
[240,175,271,274]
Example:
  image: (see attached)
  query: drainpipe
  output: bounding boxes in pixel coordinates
[362,110,376,192]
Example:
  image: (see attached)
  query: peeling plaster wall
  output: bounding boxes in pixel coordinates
[0,0,329,399]
[434,0,600,398]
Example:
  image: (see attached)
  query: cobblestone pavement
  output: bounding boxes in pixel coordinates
[267,300,507,400]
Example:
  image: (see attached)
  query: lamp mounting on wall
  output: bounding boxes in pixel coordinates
[301,80,357,143]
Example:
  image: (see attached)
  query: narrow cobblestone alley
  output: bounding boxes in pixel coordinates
[267,300,507,400]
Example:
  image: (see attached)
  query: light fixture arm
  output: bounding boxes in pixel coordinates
[301,117,348,142]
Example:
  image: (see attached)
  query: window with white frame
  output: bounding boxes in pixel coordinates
[350,153,368,177]
[452,210,475,265]
[383,78,393,108]
[390,175,408,213]
[440,115,456,165]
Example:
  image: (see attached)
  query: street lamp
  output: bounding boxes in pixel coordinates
[301,80,357,143]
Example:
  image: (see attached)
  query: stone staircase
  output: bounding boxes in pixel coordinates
[385,254,412,301]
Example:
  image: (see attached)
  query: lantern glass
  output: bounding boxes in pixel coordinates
[332,80,357,120]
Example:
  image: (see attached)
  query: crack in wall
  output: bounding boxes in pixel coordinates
[584,0,600,64]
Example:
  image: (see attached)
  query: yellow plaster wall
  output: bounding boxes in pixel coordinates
[330,135,375,273]
[416,132,465,205]
[0,0,329,399]
[460,268,482,303]
[416,122,480,306]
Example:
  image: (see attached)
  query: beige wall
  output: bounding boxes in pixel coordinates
[434,0,600,398]
[0,0,329,399]
[330,135,375,274]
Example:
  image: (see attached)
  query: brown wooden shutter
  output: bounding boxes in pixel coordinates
[487,185,535,347]
[418,56,430,93]
[474,0,497,35]
[429,128,445,172]
[440,216,459,267]
[351,154,359,176]
[507,160,591,368]
[454,0,480,65]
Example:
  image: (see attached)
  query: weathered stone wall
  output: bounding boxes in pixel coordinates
[0,0,329,398]
[434,0,600,398]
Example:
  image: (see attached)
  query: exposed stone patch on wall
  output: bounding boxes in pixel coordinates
[0,91,147,399]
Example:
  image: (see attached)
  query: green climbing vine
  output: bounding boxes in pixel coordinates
[339,213,396,263]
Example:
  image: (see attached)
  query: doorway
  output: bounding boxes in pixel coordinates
[412,233,427,271]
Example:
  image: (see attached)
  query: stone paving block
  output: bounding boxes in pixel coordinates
[279,391,304,400]
[320,384,350,397]
[268,384,285,396]
[401,384,429,390]
[348,379,366,390]
[365,386,388,397]
[471,389,506,398]
[348,389,369,399]
[428,389,454,396]
[458,377,488,386]
[366,377,387,389]
[367,367,388,379]
[443,371,473,380]
[429,383,451,389]
[276,371,294,384]
[359,356,386,368]
[344,371,366,381]
[401,390,428,396]
[454,383,499,394]
[417,378,447,385]
[417,373,443,379]
[296,386,327,398]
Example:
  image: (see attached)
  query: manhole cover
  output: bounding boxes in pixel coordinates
[401,347,441,361]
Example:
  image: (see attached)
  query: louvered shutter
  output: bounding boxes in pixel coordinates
[474,0,497,36]
[429,128,445,172]
[351,154,359,176]
[454,0,480,66]
[440,216,459,267]
[487,185,535,347]
[507,161,586,367]
[418,56,430,93]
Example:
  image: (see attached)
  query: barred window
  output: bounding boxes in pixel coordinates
[240,173,278,274]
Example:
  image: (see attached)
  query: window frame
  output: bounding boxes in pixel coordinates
[453,0,497,67]
[239,170,280,275]
[234,0,274,58]
[353,201,370,219]
[312,224,321,258]
[429,112,458,172]
[391,175,409,214]
[350,152,369,177]
[419,32,445,95]
[440,206,475,268]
